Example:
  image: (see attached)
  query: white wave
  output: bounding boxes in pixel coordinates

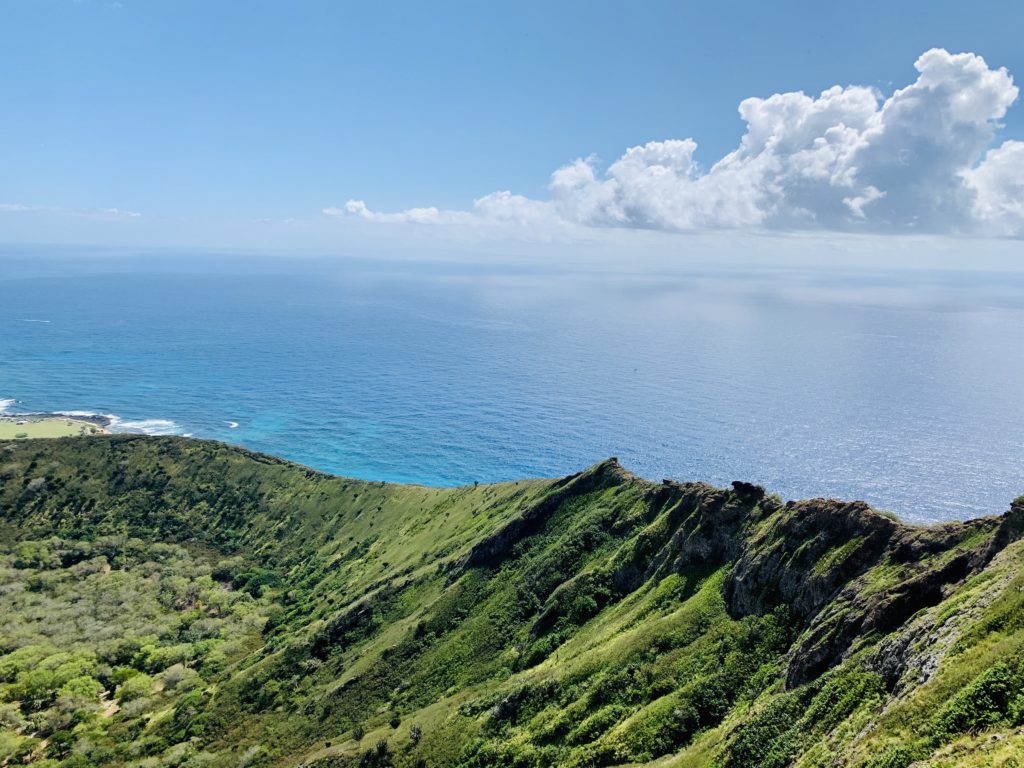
[4,398,183,436]
[20,319,51,324]
[107,416,181,436]
[227,421,239,429]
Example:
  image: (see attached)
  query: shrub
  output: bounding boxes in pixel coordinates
[161,663,201,692]
[932,662,1020,740]
[116,672,154,703]
[232,568,283,598]
[44,730,76,760]
[800,666,884,736]
[566,704,626,746]
[722,693,803,768]
[863,745,920,768]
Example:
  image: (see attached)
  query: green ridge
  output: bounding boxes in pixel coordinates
[1,435,1023,768]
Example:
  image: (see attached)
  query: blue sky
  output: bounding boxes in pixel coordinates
[2,0,1023,248]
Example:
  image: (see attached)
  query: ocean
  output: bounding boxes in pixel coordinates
[2,247,1023,523]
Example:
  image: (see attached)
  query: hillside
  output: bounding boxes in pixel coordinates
[1,435,1023,768]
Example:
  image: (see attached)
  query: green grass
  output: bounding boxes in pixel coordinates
[812,536,865,577]
[0,418,102,439]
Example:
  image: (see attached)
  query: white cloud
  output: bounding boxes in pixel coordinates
[0,202,142,219]
[335,193,569,233]
[963,140,1024,235]
[338,200,450,224]
[331,49,1023,238]
[97,207,142,219]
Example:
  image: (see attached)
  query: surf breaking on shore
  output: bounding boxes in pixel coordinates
[0,398,182,436]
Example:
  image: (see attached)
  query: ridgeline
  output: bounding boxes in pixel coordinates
[1,435,1023,768]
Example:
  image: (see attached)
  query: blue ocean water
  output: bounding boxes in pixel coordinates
[2,249,1024,523]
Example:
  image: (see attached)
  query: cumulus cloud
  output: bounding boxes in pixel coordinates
[963,140,1024,235]
[330,49,1024,238]
[335,200,449,224]
[335,191,566,231]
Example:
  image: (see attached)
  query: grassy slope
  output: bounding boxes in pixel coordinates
[0,435,1023,768]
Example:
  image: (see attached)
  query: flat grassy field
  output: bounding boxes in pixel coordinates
[0,417,103,439]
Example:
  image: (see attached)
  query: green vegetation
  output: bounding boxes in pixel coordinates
[0,435,1022,768]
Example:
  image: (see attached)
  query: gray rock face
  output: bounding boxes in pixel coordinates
[720,496,1014,687]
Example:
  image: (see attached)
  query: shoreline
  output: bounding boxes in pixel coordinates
[0,411,112,439]
[0,399,183,439]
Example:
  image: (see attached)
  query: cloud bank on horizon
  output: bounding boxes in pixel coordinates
[334,50,1024,238]
[0,203,142,220]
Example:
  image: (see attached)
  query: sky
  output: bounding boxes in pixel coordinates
[2,0,1024,252]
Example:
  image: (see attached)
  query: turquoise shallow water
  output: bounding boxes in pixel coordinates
[2,249,1024,522]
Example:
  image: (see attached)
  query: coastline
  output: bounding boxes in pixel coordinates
[0,411,112,439]
[0,398,183,439]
